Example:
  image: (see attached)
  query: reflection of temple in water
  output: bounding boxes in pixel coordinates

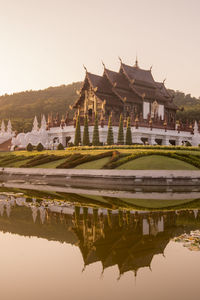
[0,194,200,278]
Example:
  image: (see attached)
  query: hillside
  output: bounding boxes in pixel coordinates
[0,82,82,132]
[0,83,199,132]
[173,91,200,122]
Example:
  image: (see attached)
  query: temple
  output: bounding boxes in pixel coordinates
[74,58,177,128]
[10,58,200,149]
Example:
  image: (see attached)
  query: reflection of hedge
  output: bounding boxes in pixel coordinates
[107,151,200,169]
[21,154,66,168]
[56,151,114,169]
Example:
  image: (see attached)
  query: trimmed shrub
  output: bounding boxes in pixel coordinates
[185,141,192,147]
[125,117,132,145]
[83,115,90,146]
[92,113,100,146]
[107,116,114,145]
[117,114,124,145]
[26,143,33,151]
[57,143,64,150]
[36,143,44,152]
[68,142,74,147]
[74,115,81,146]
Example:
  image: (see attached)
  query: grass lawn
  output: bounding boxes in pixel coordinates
[0,147,200,170]
[121,197,197,209]
[117,155,198,170]
[75,157,110,169]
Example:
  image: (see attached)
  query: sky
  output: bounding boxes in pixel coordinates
[0,0,200,97]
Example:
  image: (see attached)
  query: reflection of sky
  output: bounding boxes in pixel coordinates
[0,232,199,300]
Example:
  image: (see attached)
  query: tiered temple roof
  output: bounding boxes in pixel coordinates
[74,58,177,111]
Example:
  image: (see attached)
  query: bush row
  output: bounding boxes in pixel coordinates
[56,151,114,169]
[66,144,200,152]
[103,151,128,169]
[0,155,31,167]
[56,153,84,168]
[21,154,67,168]
[107,151,200,169]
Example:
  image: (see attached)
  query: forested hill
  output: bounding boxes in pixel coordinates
[0,82,199,132]
[0,82,82,132]
[0,82,82,119]
[173,91,200,122]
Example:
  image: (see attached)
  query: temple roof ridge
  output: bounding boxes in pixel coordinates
[120,62,156,87]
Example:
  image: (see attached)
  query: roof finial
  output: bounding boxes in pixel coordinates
[101,60,105,69]
[118,56,122,63]
[134,55,139,68]
[163,78,166,84]
[150,65,153,71]
[83,65,87,72]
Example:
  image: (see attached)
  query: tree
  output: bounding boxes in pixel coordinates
[36,143,44,151]
[74,115,81,146]
[92,113,100,146]
[83,115,90,146]
[125,117,132,145]
[57,143,64,150]
[26,143,33,151]
[107,115,114,145]
[117,114,124,144]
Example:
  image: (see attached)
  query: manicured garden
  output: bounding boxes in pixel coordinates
[1,145,200,170]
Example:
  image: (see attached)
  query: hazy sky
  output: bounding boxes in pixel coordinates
[0,0,200,97]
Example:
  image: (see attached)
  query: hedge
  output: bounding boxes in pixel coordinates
[56,153,84,168]
[21,154,66,168]
[0,155,31,167]
[103,151,128,169]
[66,145,200,152]
[56,151,114,169]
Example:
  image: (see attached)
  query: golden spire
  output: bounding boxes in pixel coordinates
[134,55,139,68]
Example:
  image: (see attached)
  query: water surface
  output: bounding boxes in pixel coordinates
[0,187,200,300]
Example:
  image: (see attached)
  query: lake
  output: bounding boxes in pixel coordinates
[0,185,200,300]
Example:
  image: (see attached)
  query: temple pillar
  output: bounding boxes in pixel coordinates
[162,136,169,146]
[176,137,183,146]
[148,135,156,145]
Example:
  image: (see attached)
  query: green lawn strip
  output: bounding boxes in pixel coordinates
[34,158,69,168]
[75,157,110,169]
[117,155,198,170]
[119,197,198,209]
